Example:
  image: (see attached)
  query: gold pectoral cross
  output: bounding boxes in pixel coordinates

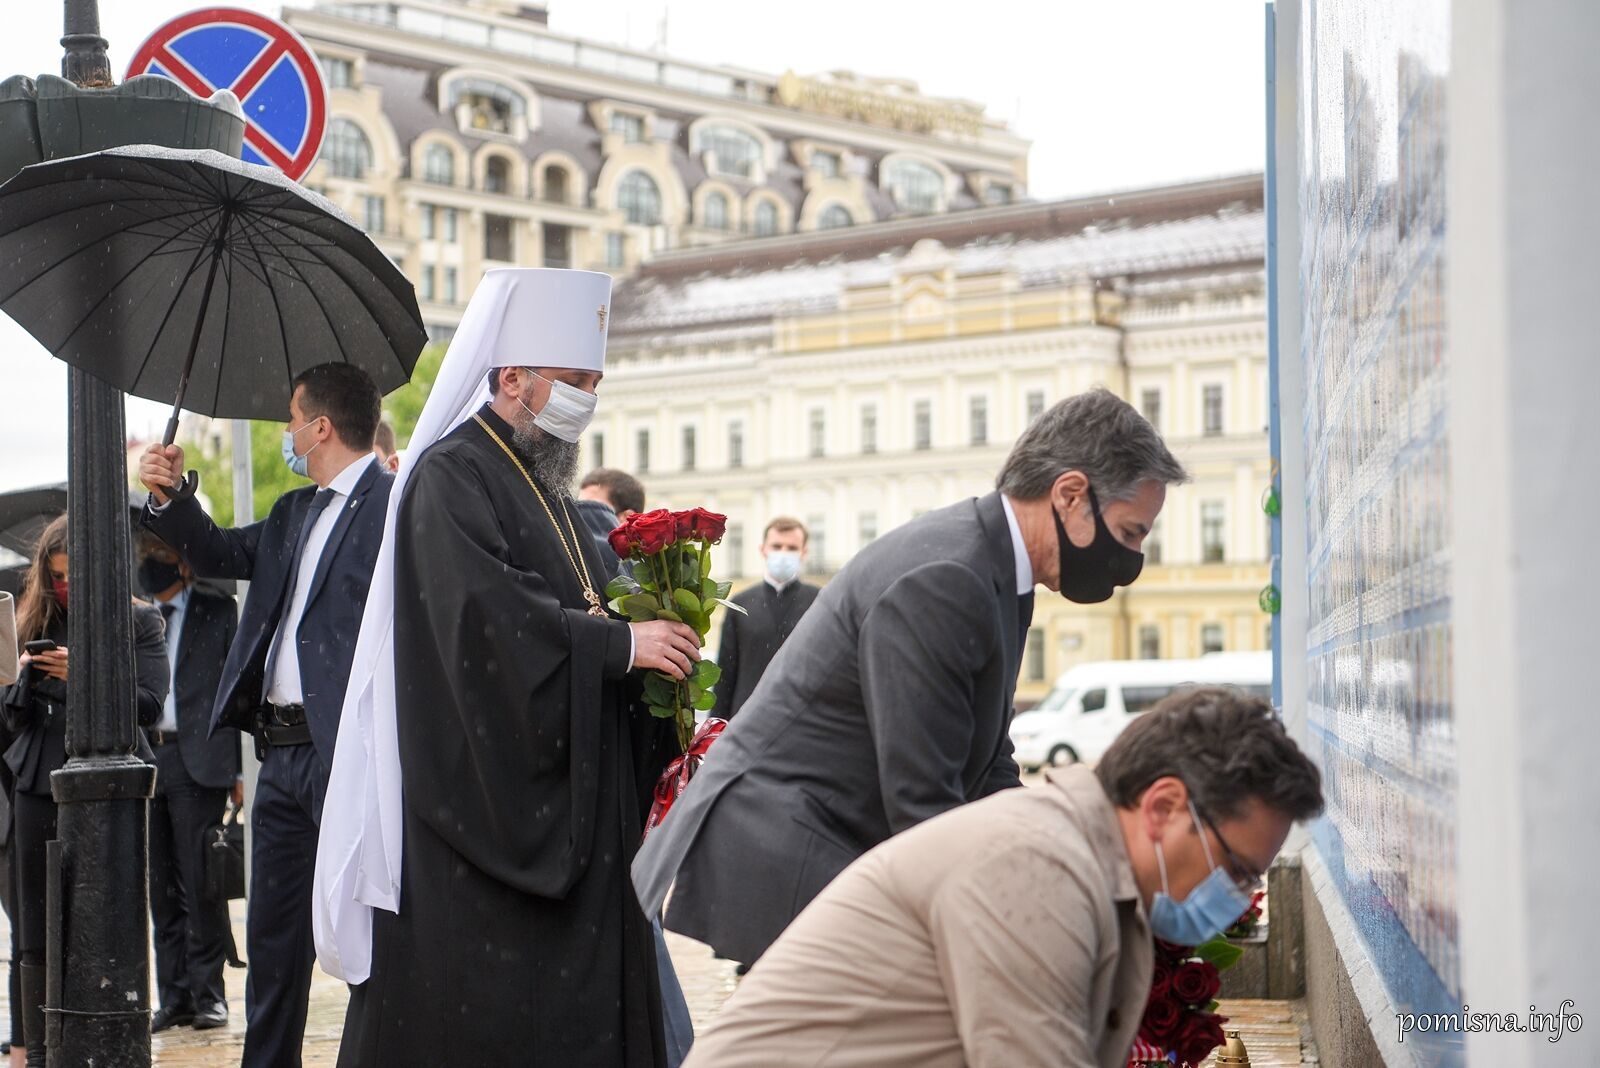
[585,589,606,616]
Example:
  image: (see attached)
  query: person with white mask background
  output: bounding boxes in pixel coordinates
[707,517,820,725]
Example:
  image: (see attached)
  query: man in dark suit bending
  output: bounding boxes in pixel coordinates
[711,517,820,722]
[635,387,1188,966]
[139,363,392,1068]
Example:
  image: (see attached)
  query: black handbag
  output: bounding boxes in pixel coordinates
[205,802,246,901]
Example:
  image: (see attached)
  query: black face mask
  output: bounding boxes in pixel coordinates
[138,557,184,598]
[1054,485,1145,604]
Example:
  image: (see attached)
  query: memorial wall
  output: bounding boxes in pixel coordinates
[1294,0,1458,1061]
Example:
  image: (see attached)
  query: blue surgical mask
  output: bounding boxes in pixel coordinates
[1147,800,1254,946]
[517,371,598,444]
[281,419,321,478]
[765,550,802,585]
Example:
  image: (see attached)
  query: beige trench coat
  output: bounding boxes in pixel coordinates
[684,765,1154,1067]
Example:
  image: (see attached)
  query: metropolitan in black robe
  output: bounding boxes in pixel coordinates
[338,405,676,1066]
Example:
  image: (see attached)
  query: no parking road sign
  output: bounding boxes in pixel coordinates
[127,7,328,181]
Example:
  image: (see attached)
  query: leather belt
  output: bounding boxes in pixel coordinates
[255,703,312,757]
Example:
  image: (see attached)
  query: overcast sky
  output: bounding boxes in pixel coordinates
[0,0,1267,493]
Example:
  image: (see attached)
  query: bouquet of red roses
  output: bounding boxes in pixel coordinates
[1222,889,1266,941]
[605,507,742,754]
[1128,937,1238,1067]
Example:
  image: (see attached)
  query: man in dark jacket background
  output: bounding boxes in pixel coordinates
[137,534,241,1034]
[710,517,820,722]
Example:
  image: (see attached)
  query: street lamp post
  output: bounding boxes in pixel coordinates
[48,2,158,1061]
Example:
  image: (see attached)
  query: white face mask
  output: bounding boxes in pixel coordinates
[516,370,598,443]
[766,550,802,584]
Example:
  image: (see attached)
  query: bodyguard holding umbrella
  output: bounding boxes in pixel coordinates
[140,364,392,1068]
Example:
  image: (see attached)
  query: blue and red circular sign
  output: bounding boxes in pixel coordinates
[127,7,328,181]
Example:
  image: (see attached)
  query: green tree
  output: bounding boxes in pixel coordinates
[176,344,447,525]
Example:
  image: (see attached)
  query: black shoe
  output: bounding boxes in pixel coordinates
[192,1004,229,1031]
[151,1004,196,1032]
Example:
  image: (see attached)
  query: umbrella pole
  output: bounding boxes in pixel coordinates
[164,222,229,500]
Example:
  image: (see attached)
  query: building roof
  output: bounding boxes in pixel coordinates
[611,173,1265,332]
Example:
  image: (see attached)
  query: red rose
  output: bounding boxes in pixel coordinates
[630,509,679,555]
[687,507,728,543]
[1172,961,1221,1007]
[608,524,637,560]
[1147,956,1174,1005]
[1139,995,1183,1044]
[1174,1012,1227,1067]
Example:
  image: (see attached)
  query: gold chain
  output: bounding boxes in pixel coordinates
[472,414,606,616]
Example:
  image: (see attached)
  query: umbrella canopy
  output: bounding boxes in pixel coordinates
[0,482,234,597]
[0,144,425,427]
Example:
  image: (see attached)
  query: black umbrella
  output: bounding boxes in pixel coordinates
[0,144,426,497]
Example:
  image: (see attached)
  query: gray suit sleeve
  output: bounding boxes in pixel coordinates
[858,561,999,834]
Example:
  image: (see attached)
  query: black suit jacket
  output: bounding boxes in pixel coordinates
[142,460,393,772]
[151,586,242,791]
[635,493,1028,963]
[710,579,820,720]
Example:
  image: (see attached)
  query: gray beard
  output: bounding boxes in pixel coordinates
[511,417,580,495]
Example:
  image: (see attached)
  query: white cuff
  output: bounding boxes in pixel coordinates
[628,625,636,669]
[146,492,172,515]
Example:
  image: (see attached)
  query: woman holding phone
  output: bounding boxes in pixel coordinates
[1,515,167,1067]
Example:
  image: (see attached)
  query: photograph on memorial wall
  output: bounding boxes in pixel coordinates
[1296,0,1459,1061]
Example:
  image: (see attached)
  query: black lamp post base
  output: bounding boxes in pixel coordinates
[48,758,157,1067]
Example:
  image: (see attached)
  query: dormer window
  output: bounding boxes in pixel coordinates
[611,112,645,143]
[812,150,841,178]
[818,203,853,230]
[704,192,729,230]
[618,170,662,225]
[883,158,945,214]
[423,144,455,185]
[693,124,762,179]
[442,74,530,138]
[984,181,1014,205]
[484,156,511,194]
[322,57,355,90]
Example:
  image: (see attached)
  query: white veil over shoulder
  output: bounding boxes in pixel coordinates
[312,268,613,982]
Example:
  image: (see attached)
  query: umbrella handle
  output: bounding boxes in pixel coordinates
[167,470,202,502]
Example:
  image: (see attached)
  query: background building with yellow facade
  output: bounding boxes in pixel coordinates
[601,173,1273,704]
[284,0,1031,341]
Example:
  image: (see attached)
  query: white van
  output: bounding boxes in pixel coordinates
[1009,652,1273,770]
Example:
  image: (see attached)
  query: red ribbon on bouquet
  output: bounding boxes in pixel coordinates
[643,717,726,839]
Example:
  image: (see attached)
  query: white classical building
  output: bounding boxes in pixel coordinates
[283,0,1031,340]
[599,173,1274,702]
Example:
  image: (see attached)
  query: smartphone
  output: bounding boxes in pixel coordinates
[23,639,58,656]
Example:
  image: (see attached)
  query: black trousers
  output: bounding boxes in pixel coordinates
[149,743,231,1012]
[11,790,56,961]
[242,742,326,1068]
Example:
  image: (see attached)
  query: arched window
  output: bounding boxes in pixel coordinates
[618,170,662,226]
[325,119,372,179]
[692,123,762,179]
[423,144,455,185]
[543,163,569,203]
[753,199,779,237]
[484,156,510,194]
[883,158,944,213]
[818,203,853,231]
[704,192,729,231]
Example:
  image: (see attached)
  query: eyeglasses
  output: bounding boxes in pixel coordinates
[1196,807,1265,895]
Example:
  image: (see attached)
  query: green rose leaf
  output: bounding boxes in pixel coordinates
[643,673,676,705]
[1195,938,1244,971]
[674,588,703,616]
[605,574,639,601]
[619,594,660,621]
[647,704,677,720]
[655,609,684,623]
[690,660,722,687]
[693,691,717,711]
[715,581,733,600]
[701,578,719,604]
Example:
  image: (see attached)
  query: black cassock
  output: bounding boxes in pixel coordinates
[339,405,676,1067]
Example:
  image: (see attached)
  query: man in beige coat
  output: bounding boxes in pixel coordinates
[684,688,1323,1068]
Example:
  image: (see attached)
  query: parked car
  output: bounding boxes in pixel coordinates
[1009,652,1273,770]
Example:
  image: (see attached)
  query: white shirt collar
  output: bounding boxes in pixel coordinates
[764,575,794,593]
[1000,496,1035,595]
[324,454,376,498]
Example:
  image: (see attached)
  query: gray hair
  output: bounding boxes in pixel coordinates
[995,387,1188,501]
